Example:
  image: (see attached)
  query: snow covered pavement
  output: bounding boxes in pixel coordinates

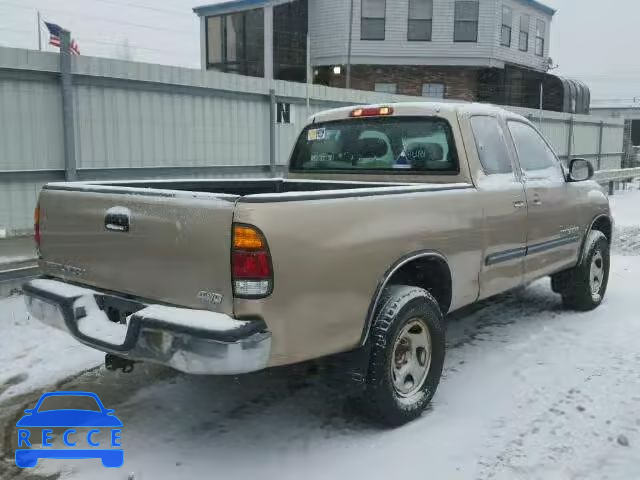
[1,189,640,479]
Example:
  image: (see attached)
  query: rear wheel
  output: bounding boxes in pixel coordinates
[359,285,446,427]
[552,231,610,311]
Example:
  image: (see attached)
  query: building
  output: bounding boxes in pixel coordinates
[194,0,309,82]
[592,104,640,167]
[193,0,590,113]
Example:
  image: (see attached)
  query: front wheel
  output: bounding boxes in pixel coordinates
[359,285,446,427]
[552,231,610,311]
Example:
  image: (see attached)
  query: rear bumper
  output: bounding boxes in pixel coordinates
[23,278,271,375]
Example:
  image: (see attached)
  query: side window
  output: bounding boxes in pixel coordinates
[507,121,564,180]
[470,116,513,175]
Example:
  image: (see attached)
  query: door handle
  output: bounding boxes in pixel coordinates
[513,201,525,209]
[532,197,542,206]
[105,207,131,232]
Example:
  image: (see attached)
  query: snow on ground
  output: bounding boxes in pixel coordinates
[0,295,102,402]
[1,186,639,479]
[609,184,640,228]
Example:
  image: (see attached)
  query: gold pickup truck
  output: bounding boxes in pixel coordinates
[24,102,612,426]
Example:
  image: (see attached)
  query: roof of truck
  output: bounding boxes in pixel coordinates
[309,102,517,125]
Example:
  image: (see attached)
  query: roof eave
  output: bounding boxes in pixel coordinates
[519,0,556,16]
[193,0,269,17]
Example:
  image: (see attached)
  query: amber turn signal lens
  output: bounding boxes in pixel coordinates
[233,225,265,250]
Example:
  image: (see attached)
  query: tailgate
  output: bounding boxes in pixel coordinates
[38,186,236,314]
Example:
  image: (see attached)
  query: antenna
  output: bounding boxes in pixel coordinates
[545,57,559,72]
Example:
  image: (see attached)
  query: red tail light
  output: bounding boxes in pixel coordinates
[232,251,271,278]
[232,224,273,298]
[34,204,41,249]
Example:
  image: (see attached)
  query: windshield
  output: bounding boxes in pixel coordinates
[290,117,459,174]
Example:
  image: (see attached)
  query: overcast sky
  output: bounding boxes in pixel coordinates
[0,0,636,103]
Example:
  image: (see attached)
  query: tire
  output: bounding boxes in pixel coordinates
[359,285,446,427]
[552,231,610,311]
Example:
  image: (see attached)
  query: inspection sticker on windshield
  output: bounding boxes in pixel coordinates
[307,128,326,141]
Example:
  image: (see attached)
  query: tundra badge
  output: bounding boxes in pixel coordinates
[197,291,224,305]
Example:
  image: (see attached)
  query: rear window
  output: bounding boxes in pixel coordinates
[290,117,459,174]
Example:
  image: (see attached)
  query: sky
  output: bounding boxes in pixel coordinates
[0,0,637,103]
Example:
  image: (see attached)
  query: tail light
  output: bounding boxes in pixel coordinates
[34,204,41,250]
[232,224,273,298]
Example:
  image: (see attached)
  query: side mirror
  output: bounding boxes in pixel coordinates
[568,158,594,182]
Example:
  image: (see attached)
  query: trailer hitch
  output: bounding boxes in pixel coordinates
[105,353,135,373]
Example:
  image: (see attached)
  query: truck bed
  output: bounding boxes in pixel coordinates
[49,179,407,197]
[37,178,470,316]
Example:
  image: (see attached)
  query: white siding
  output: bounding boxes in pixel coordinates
[348,0,499,66]
[493,0,553,71]
[310,0,553,71]
[309,0,350,66]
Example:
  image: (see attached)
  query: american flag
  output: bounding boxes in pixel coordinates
[44,21,80,55]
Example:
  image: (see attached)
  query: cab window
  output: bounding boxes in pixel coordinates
[290,116,459,174]
[507,121,564,180]
[470,116,513,175]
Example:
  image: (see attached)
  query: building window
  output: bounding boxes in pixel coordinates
[206,9,265,77]
[422,83,445,98]
[361,0,386,40]
[375,83,397,94]
[454,1,479,42]
[535,19,545,56]
[274,0,308,83]
[408,0,433,41]
[501,6,512,47]
[519,14,529,51]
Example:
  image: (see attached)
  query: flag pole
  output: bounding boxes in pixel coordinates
[37,11,42,51]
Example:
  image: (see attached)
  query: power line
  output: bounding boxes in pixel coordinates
[0,1,32,10]
[78,38,191,56]
[90,0,189,15]
[0,25,34,34]
[0,1,196,35]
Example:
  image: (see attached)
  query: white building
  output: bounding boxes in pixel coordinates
[193,0,589,112]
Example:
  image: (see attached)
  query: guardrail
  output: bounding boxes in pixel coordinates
[594,167,640,195]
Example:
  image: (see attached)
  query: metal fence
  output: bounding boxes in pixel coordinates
[0,45,626,236]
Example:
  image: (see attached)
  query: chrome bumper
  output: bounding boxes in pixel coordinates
[23,278,271,375]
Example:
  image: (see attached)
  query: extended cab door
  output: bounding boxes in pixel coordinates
[467,115,527,299]
[506,120,581,282]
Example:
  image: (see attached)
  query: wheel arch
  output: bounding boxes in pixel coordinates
[359,250,452,346]
[580,214,612,262]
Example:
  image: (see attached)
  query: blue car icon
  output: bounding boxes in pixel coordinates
[16,391,123,468]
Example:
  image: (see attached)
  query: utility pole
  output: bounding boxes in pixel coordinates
[306,32,311,119]
[37,11,42,51]
[539,78,544,126]
[346,0,354,89]
[540,58,558,124]
[60,30,77,181]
